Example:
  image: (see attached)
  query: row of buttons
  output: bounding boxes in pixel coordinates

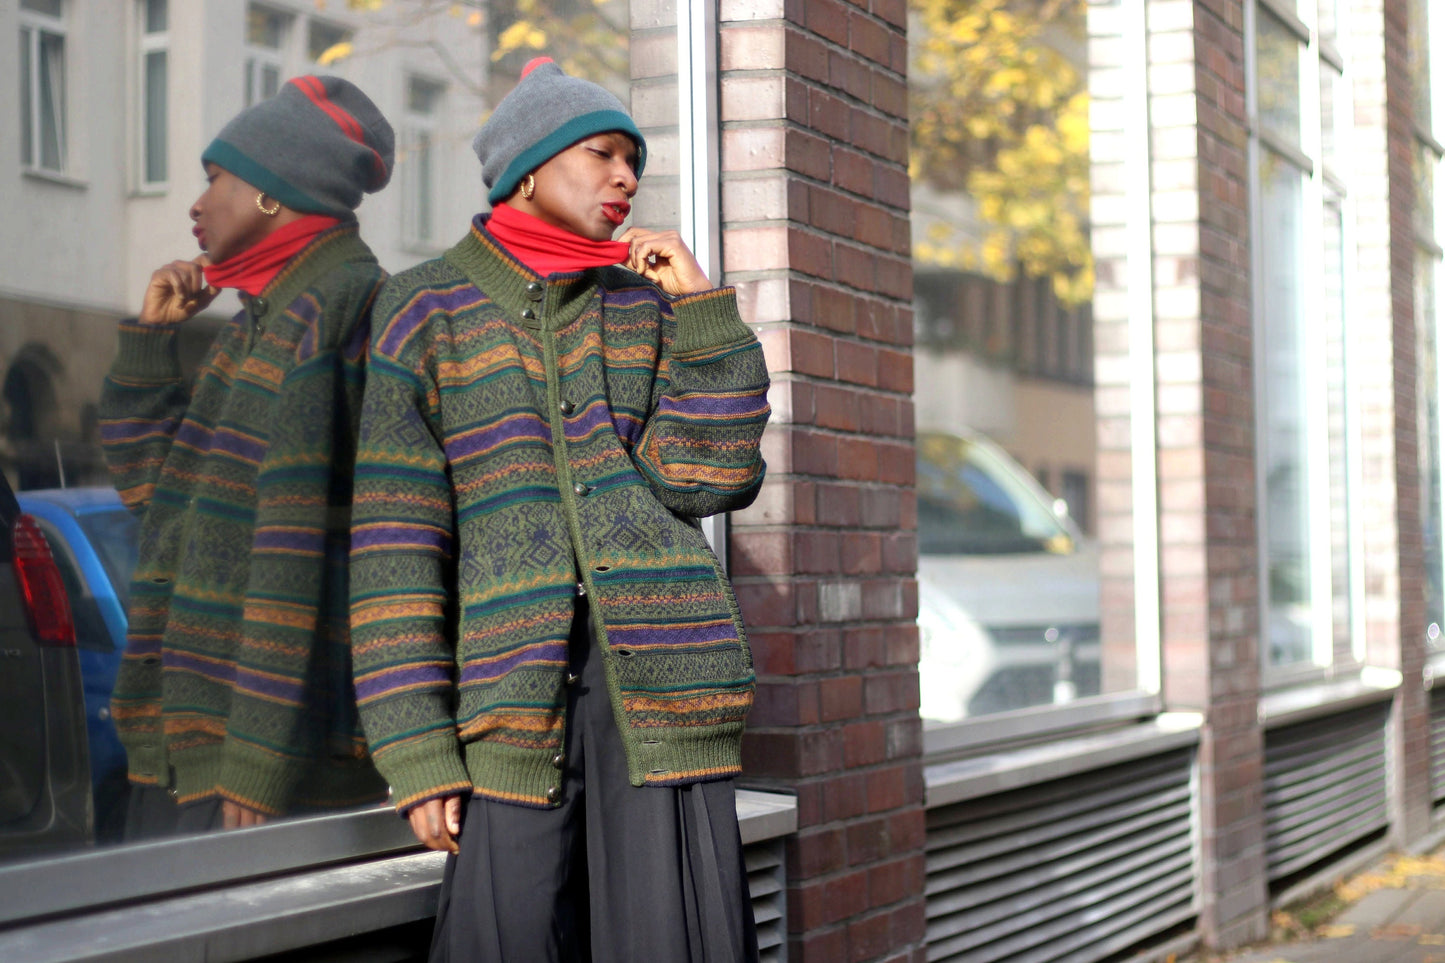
[545,663,583,802]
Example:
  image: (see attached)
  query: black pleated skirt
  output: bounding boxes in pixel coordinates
[428,605,760,963]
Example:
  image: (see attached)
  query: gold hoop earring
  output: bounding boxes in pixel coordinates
[256,193,281,217]
[520,174,535,201]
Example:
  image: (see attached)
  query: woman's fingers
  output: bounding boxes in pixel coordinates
[618,228,712,295]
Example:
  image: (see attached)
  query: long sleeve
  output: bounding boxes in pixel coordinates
[349,295,472,813]
[631,286,771,518]
[98,320,197,514]
[219,310,373,813]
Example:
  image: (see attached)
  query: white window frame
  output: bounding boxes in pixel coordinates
[244,3,292,107]
[18,0,68,175]
[400,75,446,251]
[1248,0,1364,687]
[920,0,1165,756]
[136,0,169,191]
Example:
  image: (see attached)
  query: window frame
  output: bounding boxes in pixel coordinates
[0,4,747,943]
[1248,0,1366,686]
[243,2,292,108]
[136,0,169,192]
[915,0,1166,754]
[1417,0,1445,684]
[399,74,446,251]
[18,0,69,175]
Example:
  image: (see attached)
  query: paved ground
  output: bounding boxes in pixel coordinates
[1185,852,1445,963]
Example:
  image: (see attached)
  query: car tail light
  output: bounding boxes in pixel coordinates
[12,514,75,646]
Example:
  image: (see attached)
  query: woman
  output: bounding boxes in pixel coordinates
[100,76,394,835]
[349,58,770,961]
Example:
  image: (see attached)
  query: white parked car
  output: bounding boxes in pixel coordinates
[915,430,1101,722]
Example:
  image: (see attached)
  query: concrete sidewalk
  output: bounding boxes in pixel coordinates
[1187,851,1445,963]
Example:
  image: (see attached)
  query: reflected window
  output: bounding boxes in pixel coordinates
[1256,8,1301,149]
[910,0,1108,723]
[0,0,686,888]
[307,19,351,65]
[138,0,168,188]
[18,0,67,174]
[1421,249,1444,653]
[401,76,445,248]
[244,4,290,106]
[1258,152,1312,668]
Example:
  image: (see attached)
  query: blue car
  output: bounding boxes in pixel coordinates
[15,487,139,842]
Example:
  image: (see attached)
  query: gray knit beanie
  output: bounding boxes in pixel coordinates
[473,57,647,205]
[201,75,394,217]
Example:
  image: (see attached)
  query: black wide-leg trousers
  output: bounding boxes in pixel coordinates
[428,605,760,963]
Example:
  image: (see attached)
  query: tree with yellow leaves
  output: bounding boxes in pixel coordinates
[316,0,629,100]
[911,0,1093,305]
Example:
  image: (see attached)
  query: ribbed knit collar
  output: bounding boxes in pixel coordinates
[246,221,377,317]
[443,216,608,333]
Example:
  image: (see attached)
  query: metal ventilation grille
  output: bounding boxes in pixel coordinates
[1432,689,1445,804]
[746,838,788,962]
[924,749,1197,963]
[1263,702,1389,884]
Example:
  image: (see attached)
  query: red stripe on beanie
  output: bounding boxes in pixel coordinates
[521,56,554,78]
[290,76,387,186]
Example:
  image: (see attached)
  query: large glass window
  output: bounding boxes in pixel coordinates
[1413,0,1445,655]
[911,0,1128,727]
[1250,0,1360,678]
[0,0,690,919]
[18,0,67,174]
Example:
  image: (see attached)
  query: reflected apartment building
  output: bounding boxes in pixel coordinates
[1,0,489,488]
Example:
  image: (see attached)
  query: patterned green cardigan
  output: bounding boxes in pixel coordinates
[350,219,771,812]
[99,225,388,814]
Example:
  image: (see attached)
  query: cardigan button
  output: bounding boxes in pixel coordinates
[546,786,561,803]
[551,753,565,769]
[572,482,590,496]
[566,672,580,685]
[575,581,587,597]
[252,297,269,316]
[559,399,575,415]
[526,281,544,300]
[520,307,536,321]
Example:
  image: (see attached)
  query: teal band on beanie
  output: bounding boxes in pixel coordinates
[201,140,330,215]
[487,109,646,205]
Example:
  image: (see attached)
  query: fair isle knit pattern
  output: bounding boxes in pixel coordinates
[350,219,770,813]
[99,224,389,814]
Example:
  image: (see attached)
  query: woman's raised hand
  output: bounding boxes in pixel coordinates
[618,228,712,297]
[138,255,219,326]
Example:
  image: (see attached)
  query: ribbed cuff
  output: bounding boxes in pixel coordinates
[669,287,755,355]
[217,742,307,816]
[113,322,184,382]
[372,732,474,814]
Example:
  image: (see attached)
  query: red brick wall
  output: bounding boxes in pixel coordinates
[719,2,925,960]
[1383,0,1429,841]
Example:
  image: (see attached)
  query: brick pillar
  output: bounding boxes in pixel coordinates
[1092,0,1268,949]
[1353,0,1429,841]
[718,2,926,961]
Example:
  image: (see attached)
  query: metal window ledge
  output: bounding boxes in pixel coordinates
[1259,667,1401,730]
[0,790,796,963]
[924,712,1204,809]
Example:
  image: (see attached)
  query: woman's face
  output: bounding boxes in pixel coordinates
[189,164,277,264]
[515,131,640,241]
